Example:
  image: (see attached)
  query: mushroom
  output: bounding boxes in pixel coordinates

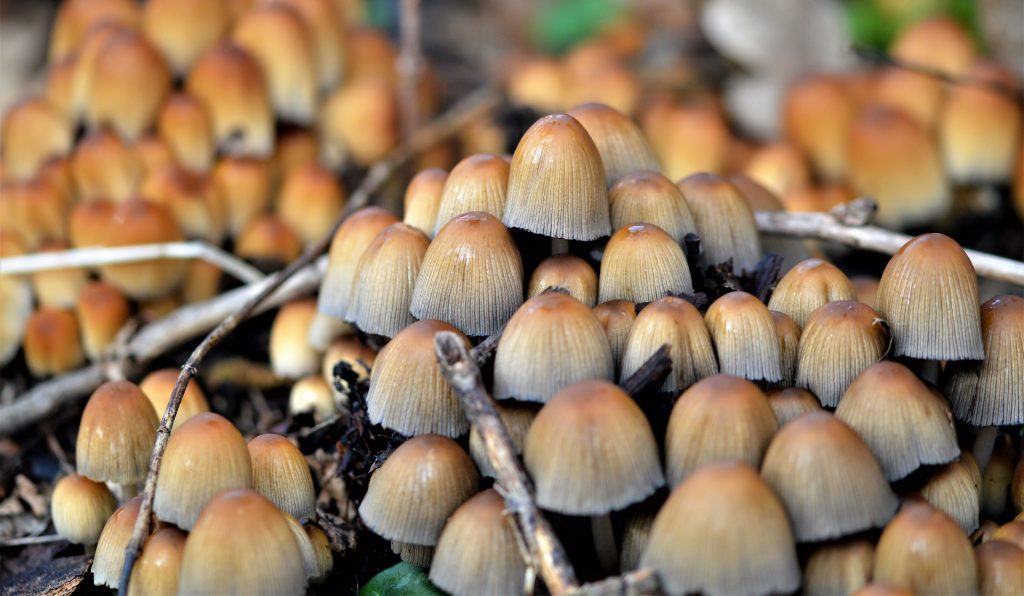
[468,402,537,478]
[804,540,875,596]
[494,293,614,403]
[140,164,225,244]
[234,214,302,265]
[524,379,663,572]
[410,212,523,337]
[599,223,693,303]
[24,307,85,377]
[321,337,376,386]
[835,362,959,481]
[317,206,399,320]
[676,172,761,272]
[643,98,729,181]
[730,174,811,272]
[367,320,471,438]
[641,462,800,595]
[402,168,447,236]
[75,281,130,361]
[891,17,976,76]
[781,75,853,180]
[765,388,821,425]
[127,527,186,596]
[794,300,890,406]
[51,473,117,549]
[71,127,140,202]
[432,154,509,235]
[48,0,140,63]
[1,96,73,181]
[741,141,810,199]
[593,300,636,367]
[608,170,697,244]
[69,200,115,249]
[248,434,317,520]
[567,103,660,185]
[919,458,981,534]
[138,368,210,429]
[665,375,778,486]
[99,198,187,300]
[975,539,1024,596]
[178,489,307,594]
[0,277,32,367]
[874,502,978,594]
[320,78,399,169]
[85,30,171,141]
[619,512,655,573]
[1,178,69,249]
[288,375,336,422]
[269,299,322,379]
[91,495,143,588]
[212,156,273,239]
[142,0,228,75]
[620,296,717,393]
[276,163,346,245]
[766,258,857,328]
[705,291,782,384]
[153,412,252,529]
[761,411,898,542]
[429,489,527,596]
[771,311,801,387]
[157,92,215,173]
[528,255,598,307]
[76,381,158,498]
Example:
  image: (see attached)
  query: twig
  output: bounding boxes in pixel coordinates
[755,199,1024,286]
[619,345,672,397]
[0,241,265,284]
[434,331,578,593]
[398,0,423,139]
[0,258,326,437]
[853,46,1024,103]
[568,568,661,596]
[117,87,501,594]
[0,534,66,548]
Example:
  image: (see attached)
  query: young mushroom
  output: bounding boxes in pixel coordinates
[873,502,978,594]
[803,540,875,596]
[248,434,317,521]
[431,154,509,235]
[607,170,697,244]
[599,223,693,303]
[127,527,187,596]
[51,473,117,548]
[705,291,782,384]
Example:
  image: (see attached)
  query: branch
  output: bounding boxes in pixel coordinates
[398,0,423,139]
[0,241,265,284]
[619,344,672,397]
[568,568,660,596]
[117,87,500,594]
[755,199,1024,286]
[433,331,579,593]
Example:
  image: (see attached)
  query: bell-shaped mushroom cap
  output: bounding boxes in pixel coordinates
[140,164,225,244]
[288,375,336,421]
[235,214,302,264]
[139,368,210,430]
[76,381,159,485]
[705,291,782,383]
[276,163,346,245]
[641,462,801,595]
[504,113,610,241]
[302,523,334,584]
[84,31,172,141]
[742,141,810,198]
[213,156,273,238]
[71,127,140,202]
[99,198,187,300]
[944,295,1024,426]
[847,106,950,228]
[767,258,857,328]
[567,103,660,185]
[48,0,140,65]
[920,458,981,534]
[524,380,664,514]
[432,154,509,235]
[599,223,693,303]
[468,402,537,478]
[730,174,812,271]
[24,308,85,377]
[248,434,316,520]
[154,412,252,530]
[322,337,376,385]
[940,62,1021,184]
[410,212,523,337]
[608,170,697,244]
[157,92,215,174]
[1,97,73,181]
[358,435,478,546]
[186,43,274,157]
[593,300,636,366]
[320,78,399,168]
[891,17,976,76]
[665,375,778,486]
[761,411,898,542]
[876,233,983,361]
[874,502,978,594]
[269,299,321,379]
[976,539,1024,596]
[528,255,598,307]
[346,222,429,338]
[403,168,447,236]
[804,540,875,596]
[772,311,801,387]
[766,388,821,426]
[127,527,187,596]
[76,281,130,361]
[143,0,228,75]
[643,98,729,181]
[92,495,142,588]
[367,320,471,438]
[0,277,32,368]
[179,489,306,595]
[231,5,316,124]
[429,489,527,596]
[1,178,68,249]
[676,172,761,272]
[836,362,959,480]
[795,301,890,407]
[620,297,717,393]
[494,293,614,403]
[782,75,854,180]
[317,207,399,319]
[51,474,116,545]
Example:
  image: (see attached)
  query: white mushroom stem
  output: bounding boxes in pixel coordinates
[0,241,266,284]
[590,514,619,575]
[973,426,1000,472]
[754,199,1024,286]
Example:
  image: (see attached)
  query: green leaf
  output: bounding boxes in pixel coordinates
[359,562,446,596]
[530,0,623,54]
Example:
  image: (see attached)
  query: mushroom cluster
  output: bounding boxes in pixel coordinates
[3,2,1023,595]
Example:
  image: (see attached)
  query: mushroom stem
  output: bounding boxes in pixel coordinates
[973,426,999,472]
[591,514,619,574]
[551,237,570,255]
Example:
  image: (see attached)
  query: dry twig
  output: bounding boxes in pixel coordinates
[398,0,424,139]
[0,241,265,283]
[116,87,500,594]
[755,199,1024,286]
[433,331,579,593]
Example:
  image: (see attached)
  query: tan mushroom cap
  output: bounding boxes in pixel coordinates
[593,299,636,366]
[139,368,210,429]
[608,169,697,244]
[919,458,981,534]
[51,473,117,545]
[567,102,660,185]
[524,379,663,515]
[128,527,187,596]
[248,434,317,520]
[620,296,717,394]
[975,539,1024,596]
[346,222,429,337]
[761,411,898,542]
[92,496,143,588]
[317,206,399,319]
[804,540,875,596]
[641,462,801,595]
[76,381,159,486]
[766,388,821,426]
[767,258,857,328]
[705,291,782,383]
[432,154,509,235]
[528,255,598,307]
[599,223,693,303]
[676,172,762,272]
[874,502,978,594]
